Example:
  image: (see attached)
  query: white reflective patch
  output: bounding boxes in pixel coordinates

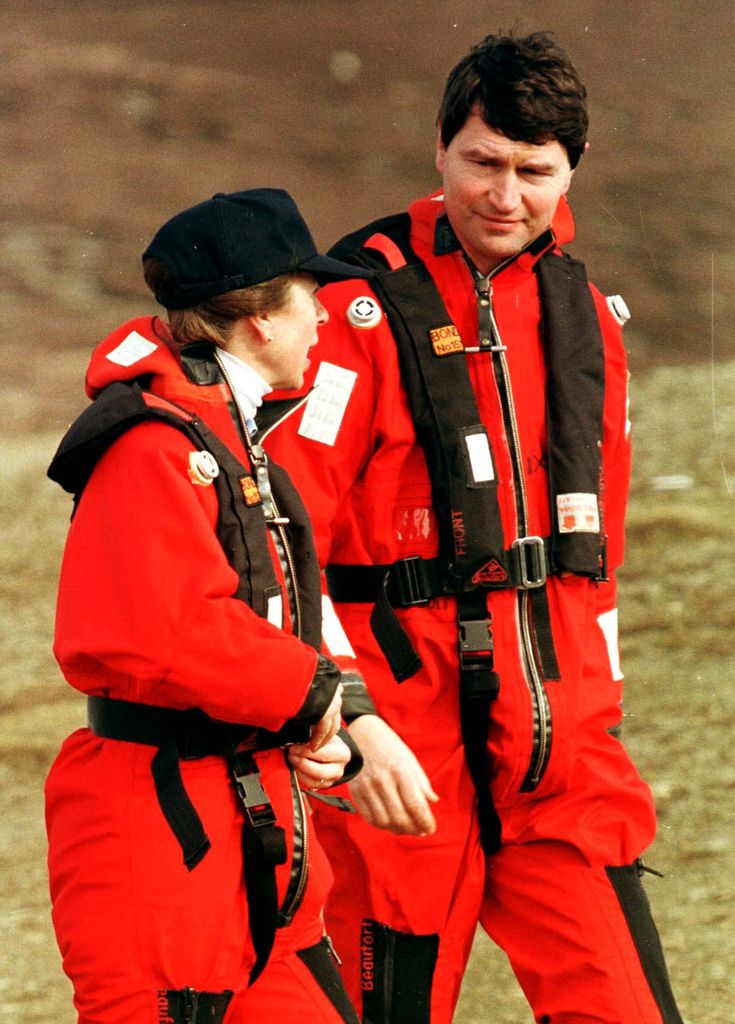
[557,492,600,534]
[297,361,357,446]
[597,608,623,681]
[267,593,283,629]
[347,295,382,329]
[464,431,494,482]
[321,594,356,658]
[106,330,158,367]
[625,369,631,438]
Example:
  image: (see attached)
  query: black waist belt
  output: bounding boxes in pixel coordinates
[326,539,554,608]
[87,695,309,759]
[327,545,560,686]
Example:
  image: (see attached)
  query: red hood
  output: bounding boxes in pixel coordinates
[408,190,576,252]
[84,316,181,399]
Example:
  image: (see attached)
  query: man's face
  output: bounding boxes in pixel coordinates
[436,107,574,274]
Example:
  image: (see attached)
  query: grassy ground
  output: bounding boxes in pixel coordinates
[1,360,734,1022]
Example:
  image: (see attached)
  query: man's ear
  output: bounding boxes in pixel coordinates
[435,127,446,174]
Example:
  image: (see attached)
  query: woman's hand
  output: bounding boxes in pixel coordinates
[287,731,351,791]
[306,685,342,752]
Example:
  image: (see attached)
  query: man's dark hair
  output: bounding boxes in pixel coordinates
[437,32,588,168]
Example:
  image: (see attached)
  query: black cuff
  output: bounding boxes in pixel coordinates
[335,726,363,784]
[291,653,341,725]
[341,671,378,724]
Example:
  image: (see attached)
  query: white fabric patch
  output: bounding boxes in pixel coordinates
[297,362,357,446]
[321,594,356,658]
[597,608,623,681]
[106,330,158,367]
[557,492,600,534]
[464,431,495,483]
[266,593,283,629]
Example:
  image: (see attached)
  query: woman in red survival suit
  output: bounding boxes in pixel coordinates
[45,189,375,1024]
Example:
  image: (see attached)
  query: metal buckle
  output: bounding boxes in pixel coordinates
[512,536,547,588]
[388,556,430,607]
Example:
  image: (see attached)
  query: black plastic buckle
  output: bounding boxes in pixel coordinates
[232,768,277,829]
[458,618,494,672]
[512,536,547,588]
[388,556,430,607]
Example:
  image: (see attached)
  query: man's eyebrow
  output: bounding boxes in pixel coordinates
[462,145,558,170]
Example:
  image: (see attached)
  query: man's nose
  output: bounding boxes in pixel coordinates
[488,172,521,213]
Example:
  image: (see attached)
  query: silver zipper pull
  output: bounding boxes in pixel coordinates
[324,934,343,965]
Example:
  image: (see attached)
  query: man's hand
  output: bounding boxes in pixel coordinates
[347,715,439,836]
[287,731,351,790]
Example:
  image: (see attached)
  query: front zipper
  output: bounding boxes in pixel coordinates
[249,445,303,640]
[277,770,309,926]
[477,277,552,790]
[214,351,305,639]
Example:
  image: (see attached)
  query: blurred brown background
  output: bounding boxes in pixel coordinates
[1,2,734,1022]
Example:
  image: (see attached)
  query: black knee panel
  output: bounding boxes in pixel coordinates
[606,862,684,1024]
[157,987,233,1023]
[297,938,360,1023]
[359,919,439,1024]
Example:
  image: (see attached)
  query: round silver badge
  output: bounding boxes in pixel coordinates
[347,295,383,329]
[606,294,631,326]
[188,450,220,486]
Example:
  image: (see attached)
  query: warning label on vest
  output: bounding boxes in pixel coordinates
[557,492,600,533]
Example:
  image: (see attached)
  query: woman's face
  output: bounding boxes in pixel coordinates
[259,274,328,390]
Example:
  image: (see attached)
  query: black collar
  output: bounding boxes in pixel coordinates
[433,211,555,276]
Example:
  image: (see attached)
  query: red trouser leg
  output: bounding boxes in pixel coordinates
[46,733,338,1023]
[232,939,359,1023]
[480,840,683,1024]
[312,793,485,1024]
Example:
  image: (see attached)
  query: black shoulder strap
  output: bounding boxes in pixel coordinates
[370,261,506,592]
[48,380,157,497]
[536,252,606,576]
[328,212,413,271]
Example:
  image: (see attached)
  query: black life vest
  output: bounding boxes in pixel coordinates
[48,377,323,649]
[329,211,607,592]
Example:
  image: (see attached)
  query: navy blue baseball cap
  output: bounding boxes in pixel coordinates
[143,188,370,309]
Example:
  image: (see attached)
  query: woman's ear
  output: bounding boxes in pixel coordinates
[248,315,273,344]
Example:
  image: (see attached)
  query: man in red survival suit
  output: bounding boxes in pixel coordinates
[45,189,379,1024]
[265,33,684,1024]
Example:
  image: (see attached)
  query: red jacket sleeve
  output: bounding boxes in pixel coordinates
[54,420,319,729]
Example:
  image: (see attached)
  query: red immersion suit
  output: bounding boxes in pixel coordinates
[265,193,682,1023]
[45,318,363,1024]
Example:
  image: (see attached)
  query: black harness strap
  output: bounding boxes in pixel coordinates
[456,589,502,852]
[227,745,288,986]
[372,261,507,589]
